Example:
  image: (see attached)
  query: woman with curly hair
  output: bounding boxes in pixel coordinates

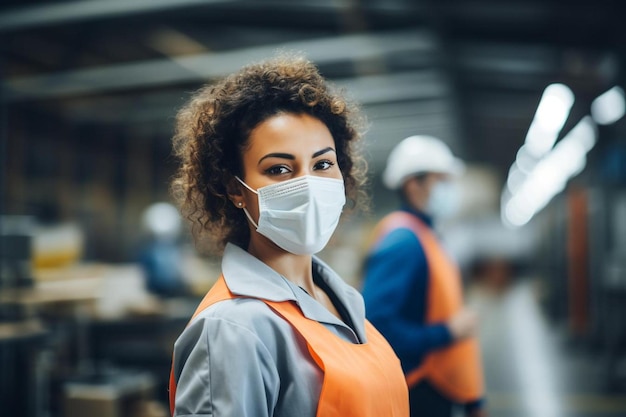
[168,54,409,417]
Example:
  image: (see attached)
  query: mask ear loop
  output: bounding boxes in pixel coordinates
[235,176,258,194]
[242,207,259,229]
[235,176,260,229]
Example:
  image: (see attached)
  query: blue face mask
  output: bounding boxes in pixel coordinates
[425,180,460,219]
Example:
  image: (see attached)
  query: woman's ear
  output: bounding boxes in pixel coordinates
[226,177,241,196]
[226,177,245,208]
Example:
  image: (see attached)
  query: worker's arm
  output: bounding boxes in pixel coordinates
[362,228,453,371]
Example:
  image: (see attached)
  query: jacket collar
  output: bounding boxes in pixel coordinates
[221,243,367,341]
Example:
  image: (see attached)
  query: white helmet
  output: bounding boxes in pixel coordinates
[382,135,465,190]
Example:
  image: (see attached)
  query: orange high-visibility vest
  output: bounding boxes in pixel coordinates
[169,276,409,417]
[370,211,484,403]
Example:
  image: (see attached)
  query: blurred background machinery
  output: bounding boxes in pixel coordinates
[1,1,626,416]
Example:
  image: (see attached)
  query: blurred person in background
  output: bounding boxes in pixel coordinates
[168,54,409,417]
[138,202,188,297]
[362,136,486,417]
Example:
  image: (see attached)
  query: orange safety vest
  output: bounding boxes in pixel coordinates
[169,276,409,417]
[370,211,484,403]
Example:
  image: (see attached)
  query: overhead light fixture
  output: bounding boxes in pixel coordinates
[502,117,597,227]
[591,86,625,125]
[514,145,539,174]
[506,163,526,194]
[501,83,579,227]
[524,83,575,158]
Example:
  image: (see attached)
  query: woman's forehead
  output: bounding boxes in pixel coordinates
[244,113,335,159]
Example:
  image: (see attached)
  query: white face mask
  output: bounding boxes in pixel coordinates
[425,180,460,219]
[235,175,346,255]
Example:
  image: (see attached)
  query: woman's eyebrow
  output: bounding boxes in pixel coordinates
[258,148,335,165]
[258,153,295,165]
[312,147,335,158]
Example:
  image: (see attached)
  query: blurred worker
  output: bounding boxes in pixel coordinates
[362,135,486,417]
[139,202,187,297]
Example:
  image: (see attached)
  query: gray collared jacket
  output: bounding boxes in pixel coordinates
[171,243,368,417]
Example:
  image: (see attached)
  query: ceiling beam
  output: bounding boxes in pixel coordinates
[2,29,438,101]
[0,0,418,32]
[338,70,449,105]
[0,0,234,32]
[53,70,450,125]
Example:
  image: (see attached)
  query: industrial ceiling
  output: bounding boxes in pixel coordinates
[2,0,623,187]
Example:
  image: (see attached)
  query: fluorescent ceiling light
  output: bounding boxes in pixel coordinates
[524,83,574,158]
[514,145,538,174]
[506,163,526,194]
[591,86,625,125]
[503,117,596,227]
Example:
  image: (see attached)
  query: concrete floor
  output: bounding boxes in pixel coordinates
[469,279,626,417]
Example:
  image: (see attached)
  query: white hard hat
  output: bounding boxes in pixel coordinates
[382,135,465,190]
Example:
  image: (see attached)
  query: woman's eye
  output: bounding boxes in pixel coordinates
[314,160,335,170]
[266,165,291,175]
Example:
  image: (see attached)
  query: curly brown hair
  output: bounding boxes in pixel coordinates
[171,53,368,253]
